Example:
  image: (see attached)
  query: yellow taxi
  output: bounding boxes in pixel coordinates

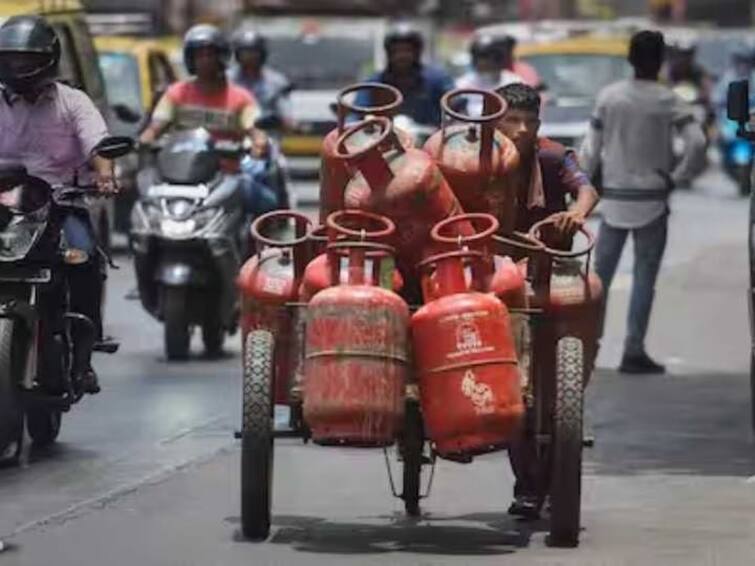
[94,35,181,129]
[0,0,109,116]
[0,0,115,246]
[516,35,631,149]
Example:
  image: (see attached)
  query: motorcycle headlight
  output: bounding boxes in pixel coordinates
[0,215,46,261]
[158,207,219,239]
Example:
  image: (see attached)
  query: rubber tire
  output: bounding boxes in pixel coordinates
[549,337,584,548]
[0,318,23,464]
[202,317,225,359]
[401,399,423,517]
[164,287,190,361]
[27,408,62,447]
[241,330,275,541]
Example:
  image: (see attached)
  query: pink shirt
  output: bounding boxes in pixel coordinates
[0,83,108,185]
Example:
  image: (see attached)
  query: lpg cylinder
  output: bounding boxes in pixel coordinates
[336,116,471,299]
[304,241,409,446]
[528,219,603,382]
[319,83,413,223]
[423,89,521,234]
[299,210,403,302]
[412,249,524,460]
[237,211,313,403]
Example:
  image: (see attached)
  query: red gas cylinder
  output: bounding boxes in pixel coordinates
[528,219,603,381]
[299,210,404,302]
[319,83,413,223]
[238,211,314,403]
[423,89,521,234]
[336,116,470,293]
[412,249,524,461]
[304,241,409,446]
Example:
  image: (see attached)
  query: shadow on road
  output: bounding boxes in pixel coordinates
[587,369,755,477]
[245,512,548,556]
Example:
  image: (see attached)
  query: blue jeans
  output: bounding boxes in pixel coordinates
[63,213,96,253]
[241,156,280,217]
[594,213,668,357]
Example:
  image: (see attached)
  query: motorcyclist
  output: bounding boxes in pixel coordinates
[0,15,120,394]
[665,38,714,124]
[455,34,524,115]
[495,35,542,89]
[140,24,278,217]
[354,22,455,127]
[713,47,755,109]
[229,29,294,135]
[229,28,292,213]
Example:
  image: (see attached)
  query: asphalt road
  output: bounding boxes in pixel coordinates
[1,169,754,565]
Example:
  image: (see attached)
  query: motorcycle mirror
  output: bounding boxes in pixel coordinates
[93,136,135,160]
[727,80,750,124]
[112,103,143,125]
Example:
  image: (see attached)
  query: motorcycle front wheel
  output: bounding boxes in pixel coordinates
[164,287,191,361]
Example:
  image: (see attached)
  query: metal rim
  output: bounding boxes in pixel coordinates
[492,231,547,254]
[417,248,485,272]
[441,88,507,124]
[431,213,499,246]
[336,82,404,118]
[528,218,595,259]
[326,209,395,241]
[334,116,395,161]
[251,210,313,248]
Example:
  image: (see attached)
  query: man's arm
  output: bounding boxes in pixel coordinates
[139,90,175,144]
[67,88,117,192]
[578,91,606,181]
[551,152,600,235]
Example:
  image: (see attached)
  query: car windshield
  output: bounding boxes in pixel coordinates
[523,53,630,100]
[98,51,142,113]
[267,35,375,90]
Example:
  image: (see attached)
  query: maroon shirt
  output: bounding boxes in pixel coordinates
[514,137,590,233]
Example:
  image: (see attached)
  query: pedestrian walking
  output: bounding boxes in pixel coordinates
[579,30,706,374]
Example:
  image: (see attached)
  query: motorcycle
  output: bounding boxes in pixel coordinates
[0,136,134,464]
[719,112,754,196]
[130,129,248,361]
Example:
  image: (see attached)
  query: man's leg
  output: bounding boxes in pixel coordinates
[621,213,668,373]
[63,214,103,393]
[593,220,629,341]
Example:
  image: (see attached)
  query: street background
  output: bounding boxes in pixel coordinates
[3,0,755,564]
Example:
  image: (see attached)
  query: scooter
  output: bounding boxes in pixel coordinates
[130,129,247,361]
[0,136,133,464]
[719,112,754,196]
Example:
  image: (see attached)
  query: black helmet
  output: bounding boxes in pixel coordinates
[470,34,503,63]
[183,24,230,75]
[0,15,60,93]
[383,22,424,53]
[232,28,268,64]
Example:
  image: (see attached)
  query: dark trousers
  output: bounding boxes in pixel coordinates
[594,212,668,357]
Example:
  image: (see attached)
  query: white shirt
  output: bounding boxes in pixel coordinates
[579,78,706,229]
[455,70,525,116]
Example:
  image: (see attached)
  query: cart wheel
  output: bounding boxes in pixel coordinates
[549,336,584,548]
[401,399,424,517]
[241,330,275,541]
